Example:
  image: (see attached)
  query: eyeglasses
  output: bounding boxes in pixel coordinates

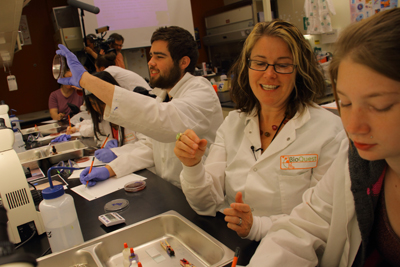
[248,59,296,74]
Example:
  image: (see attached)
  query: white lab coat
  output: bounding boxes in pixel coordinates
[106,73,224,187]
[75,119,144,156]
[247,138,363,267]
[304,0,336,34]
[181,104,346,241]
[105,66,152,92]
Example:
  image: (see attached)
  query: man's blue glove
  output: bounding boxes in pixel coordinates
[51,134,71,143]
[94,149,117,163]
[104,139,118,149]
[80,166,110,187]
[56,44,87,88]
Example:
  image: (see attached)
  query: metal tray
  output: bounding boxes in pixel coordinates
[37,210,234,267]
[18,140,87,165]
[20,123,60,136]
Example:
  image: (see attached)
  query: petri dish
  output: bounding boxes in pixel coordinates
[104,198,130,213]
[124,180,146,193]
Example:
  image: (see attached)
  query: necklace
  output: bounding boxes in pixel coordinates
[260,115,288,142]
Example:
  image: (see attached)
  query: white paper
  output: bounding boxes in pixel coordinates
[71,173,147,201]
[41,120,58,124]
[75,156,105,168]
[68,169,84,179]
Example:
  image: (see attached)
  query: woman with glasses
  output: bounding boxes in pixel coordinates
[174,20,345,242]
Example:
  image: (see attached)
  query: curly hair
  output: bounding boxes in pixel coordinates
[151,26,198,74]
[230,20,325,118]
[330,8,400,114]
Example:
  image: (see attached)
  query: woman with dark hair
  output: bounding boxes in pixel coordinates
[174,19,345,242]
[95,53,151,92]
[248,8,400,266]
[68,71,143,161]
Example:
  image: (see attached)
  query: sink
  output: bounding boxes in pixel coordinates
[37,210,234,267]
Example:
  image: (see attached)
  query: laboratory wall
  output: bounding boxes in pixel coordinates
[0,0,226,117]
[0,0,67,116]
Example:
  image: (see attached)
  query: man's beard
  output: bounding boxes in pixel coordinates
[149,62,182,89]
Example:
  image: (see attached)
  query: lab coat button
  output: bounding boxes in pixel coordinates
[253,168,257,172]
[249,130,252,134]
[287,137,290,141]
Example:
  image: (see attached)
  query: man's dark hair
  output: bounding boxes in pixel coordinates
[95,53,116,69]
[109,33,124,43]
[151,26,198,74]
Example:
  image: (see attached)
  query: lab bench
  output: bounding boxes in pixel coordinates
[16,168,259,266]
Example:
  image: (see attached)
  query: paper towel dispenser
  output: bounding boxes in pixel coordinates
[203,5,254,46]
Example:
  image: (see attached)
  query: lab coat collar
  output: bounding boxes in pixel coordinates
[150,73,193,101]
[243,105,312,159]
[243,105,312,132]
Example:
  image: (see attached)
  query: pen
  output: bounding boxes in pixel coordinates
[231,247,240,267]
[86,156,95,188]
[86,134,109,187]
[101,134,110,149]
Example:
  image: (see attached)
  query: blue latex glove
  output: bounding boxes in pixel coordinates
[80,166,110,187]
[51,134,71,143]
[94,148,117,163]
[56,44,87,88]
[104,139,118,149]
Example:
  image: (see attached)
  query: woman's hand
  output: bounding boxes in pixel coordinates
[66,126,77,135]
[223,192,253,238]
[174,129,207,167]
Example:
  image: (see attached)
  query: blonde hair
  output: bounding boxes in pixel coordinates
[330,8,400,114]
[230,20,325,117]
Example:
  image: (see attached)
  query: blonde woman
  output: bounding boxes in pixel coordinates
[174,20,345,242]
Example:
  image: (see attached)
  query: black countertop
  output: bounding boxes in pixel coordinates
[17,169,259,266]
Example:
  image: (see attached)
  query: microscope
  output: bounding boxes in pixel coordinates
[0,117,45,244]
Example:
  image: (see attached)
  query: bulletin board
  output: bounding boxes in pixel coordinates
[349,0,398,22]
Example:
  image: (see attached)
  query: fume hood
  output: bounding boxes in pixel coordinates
[203,5,255,46]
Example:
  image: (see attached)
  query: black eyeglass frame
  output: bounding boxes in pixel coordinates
[247,59,297,74]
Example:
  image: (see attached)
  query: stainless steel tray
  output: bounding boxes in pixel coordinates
[18,140,87,165]
[20,123,60,136]
[37,210,234,267]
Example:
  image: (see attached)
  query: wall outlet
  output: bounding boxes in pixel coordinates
[7,75,18,91]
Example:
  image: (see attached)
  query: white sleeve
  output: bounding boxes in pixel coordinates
[180,126,227,216]
[76,119,94,137]
[309,129,347,186]
[108,138,155,178]
[104,82,220,143]
[327,0,336,15]
[247,139,349,266]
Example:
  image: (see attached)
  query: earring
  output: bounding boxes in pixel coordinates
[370,136,373,139]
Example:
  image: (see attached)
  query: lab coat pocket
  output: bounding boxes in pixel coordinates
[278,169,312,215]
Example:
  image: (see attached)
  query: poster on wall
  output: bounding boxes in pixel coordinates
[349,0,398,22]
[19,15,32,45]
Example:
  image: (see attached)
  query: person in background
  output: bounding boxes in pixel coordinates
[49,69,83,121]
[95,53,151,93]
[109,33,125,69]
[83,33,101,73]
[56,26,224,188]
[247,8,400,266]
[174,19,345,242]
